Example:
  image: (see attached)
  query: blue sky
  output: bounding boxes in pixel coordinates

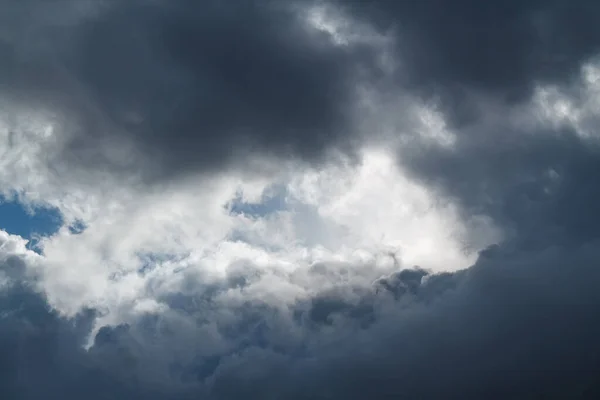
[228,184,287,219]
[0,196,63,249]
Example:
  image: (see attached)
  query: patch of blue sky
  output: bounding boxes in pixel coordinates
[224,184,292,251]
[0,195,63,251]
[227,183,288,218]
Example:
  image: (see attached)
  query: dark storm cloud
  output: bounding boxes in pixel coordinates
[401,121,600,248]
[322,0,600,249]
[338,0,600,109]
[299,244,600,399]
[3,243,600,399]
[0,0,374,180]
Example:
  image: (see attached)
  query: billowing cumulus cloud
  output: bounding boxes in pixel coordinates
[1,0,600,399]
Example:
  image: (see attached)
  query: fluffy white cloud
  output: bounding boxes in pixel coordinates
[0,95,501,332]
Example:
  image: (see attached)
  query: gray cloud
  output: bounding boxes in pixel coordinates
[338,0,600,117]
[401,123,600,249]
[2,242,600,399]
[327,0,600,250]
[0,0,375,181]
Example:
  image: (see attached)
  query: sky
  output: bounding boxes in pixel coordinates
[0,196,62,248]
[1,0,600,398]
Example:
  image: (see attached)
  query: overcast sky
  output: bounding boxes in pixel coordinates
[1,0,600,398]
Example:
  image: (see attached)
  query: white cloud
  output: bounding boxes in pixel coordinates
[525,59,600,140]
[0,230,43,288]
[0,79,501,334]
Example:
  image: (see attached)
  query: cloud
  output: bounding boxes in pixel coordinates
[329,0,600,253]
[338,0,600,108]
[0,0,383,181]
[1,0,600,398]
[21,147,485,322]
[2,230,600,398]
[389,61,600,254]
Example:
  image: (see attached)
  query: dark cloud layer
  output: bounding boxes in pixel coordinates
[340,0,600,115]
[3,0,600,178]
[0,0,373,180]
[402,122,600,248]
[2,242,600,399]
